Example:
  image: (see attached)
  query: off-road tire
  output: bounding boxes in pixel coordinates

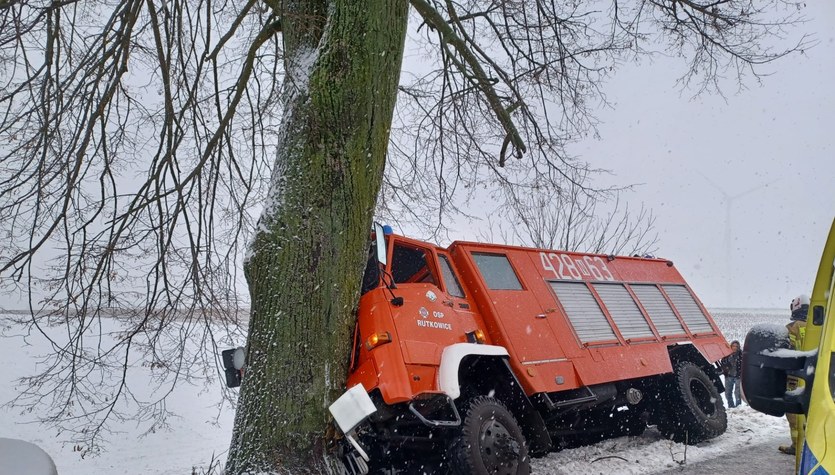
[658,360,727,444]
[448,396,530,475]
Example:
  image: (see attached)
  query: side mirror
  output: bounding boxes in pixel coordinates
[222,347,246,388]
[742,324,816,417]
[374,222,387,266]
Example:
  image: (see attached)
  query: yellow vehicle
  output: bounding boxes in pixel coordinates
[742,217,835,474]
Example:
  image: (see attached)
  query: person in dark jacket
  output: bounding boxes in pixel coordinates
[720,340,743,408]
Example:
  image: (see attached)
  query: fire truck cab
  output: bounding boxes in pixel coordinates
[330,225,732,474]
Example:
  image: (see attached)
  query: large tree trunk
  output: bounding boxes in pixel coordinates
[225,1,409,473]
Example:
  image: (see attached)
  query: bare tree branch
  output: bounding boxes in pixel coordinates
[0,0,808,454]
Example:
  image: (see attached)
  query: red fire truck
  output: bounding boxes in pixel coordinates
[328,226,730,473]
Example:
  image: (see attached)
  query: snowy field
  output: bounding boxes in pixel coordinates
[0,309,791,474]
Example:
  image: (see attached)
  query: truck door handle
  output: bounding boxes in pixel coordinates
[442,300,454,307]
[536,314,547,319]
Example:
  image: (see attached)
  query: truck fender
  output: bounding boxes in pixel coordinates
[438,343,552,456]
[437,343,509,400]
[668,343,724,393]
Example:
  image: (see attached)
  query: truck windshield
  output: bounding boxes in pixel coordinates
[360,247,380,295]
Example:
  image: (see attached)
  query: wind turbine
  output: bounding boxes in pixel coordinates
[698,173,776,308]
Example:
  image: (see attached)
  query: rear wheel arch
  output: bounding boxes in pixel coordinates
[667,343,724,393]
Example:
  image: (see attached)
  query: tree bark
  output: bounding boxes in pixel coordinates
[225,1,410,473]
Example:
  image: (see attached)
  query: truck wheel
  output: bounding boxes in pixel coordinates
[448,396,530,475]
[659,361,727,444]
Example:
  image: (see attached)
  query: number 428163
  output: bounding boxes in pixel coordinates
[539,252,614,281]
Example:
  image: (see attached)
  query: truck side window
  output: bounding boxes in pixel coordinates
[472,253,522,290]
[438,255,465,298]
[392,243,437,285]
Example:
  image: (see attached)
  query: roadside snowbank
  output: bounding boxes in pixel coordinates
[532,405,788,474]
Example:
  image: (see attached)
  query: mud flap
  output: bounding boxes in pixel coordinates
[497,359,552,455]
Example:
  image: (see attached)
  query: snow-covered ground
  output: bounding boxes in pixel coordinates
[532,405,787,474]
[0,315,234,474]
[0,309,791,474]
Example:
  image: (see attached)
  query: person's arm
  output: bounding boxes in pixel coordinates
[719,356,730,374]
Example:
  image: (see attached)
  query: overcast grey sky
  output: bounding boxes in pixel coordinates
[577,2,835,309]
[438,2,834,309]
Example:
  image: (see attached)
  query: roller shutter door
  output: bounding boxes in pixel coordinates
[550,281,617,344]
[662,285,714,334]
[593,283,655,340]
[630,284,686,336]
